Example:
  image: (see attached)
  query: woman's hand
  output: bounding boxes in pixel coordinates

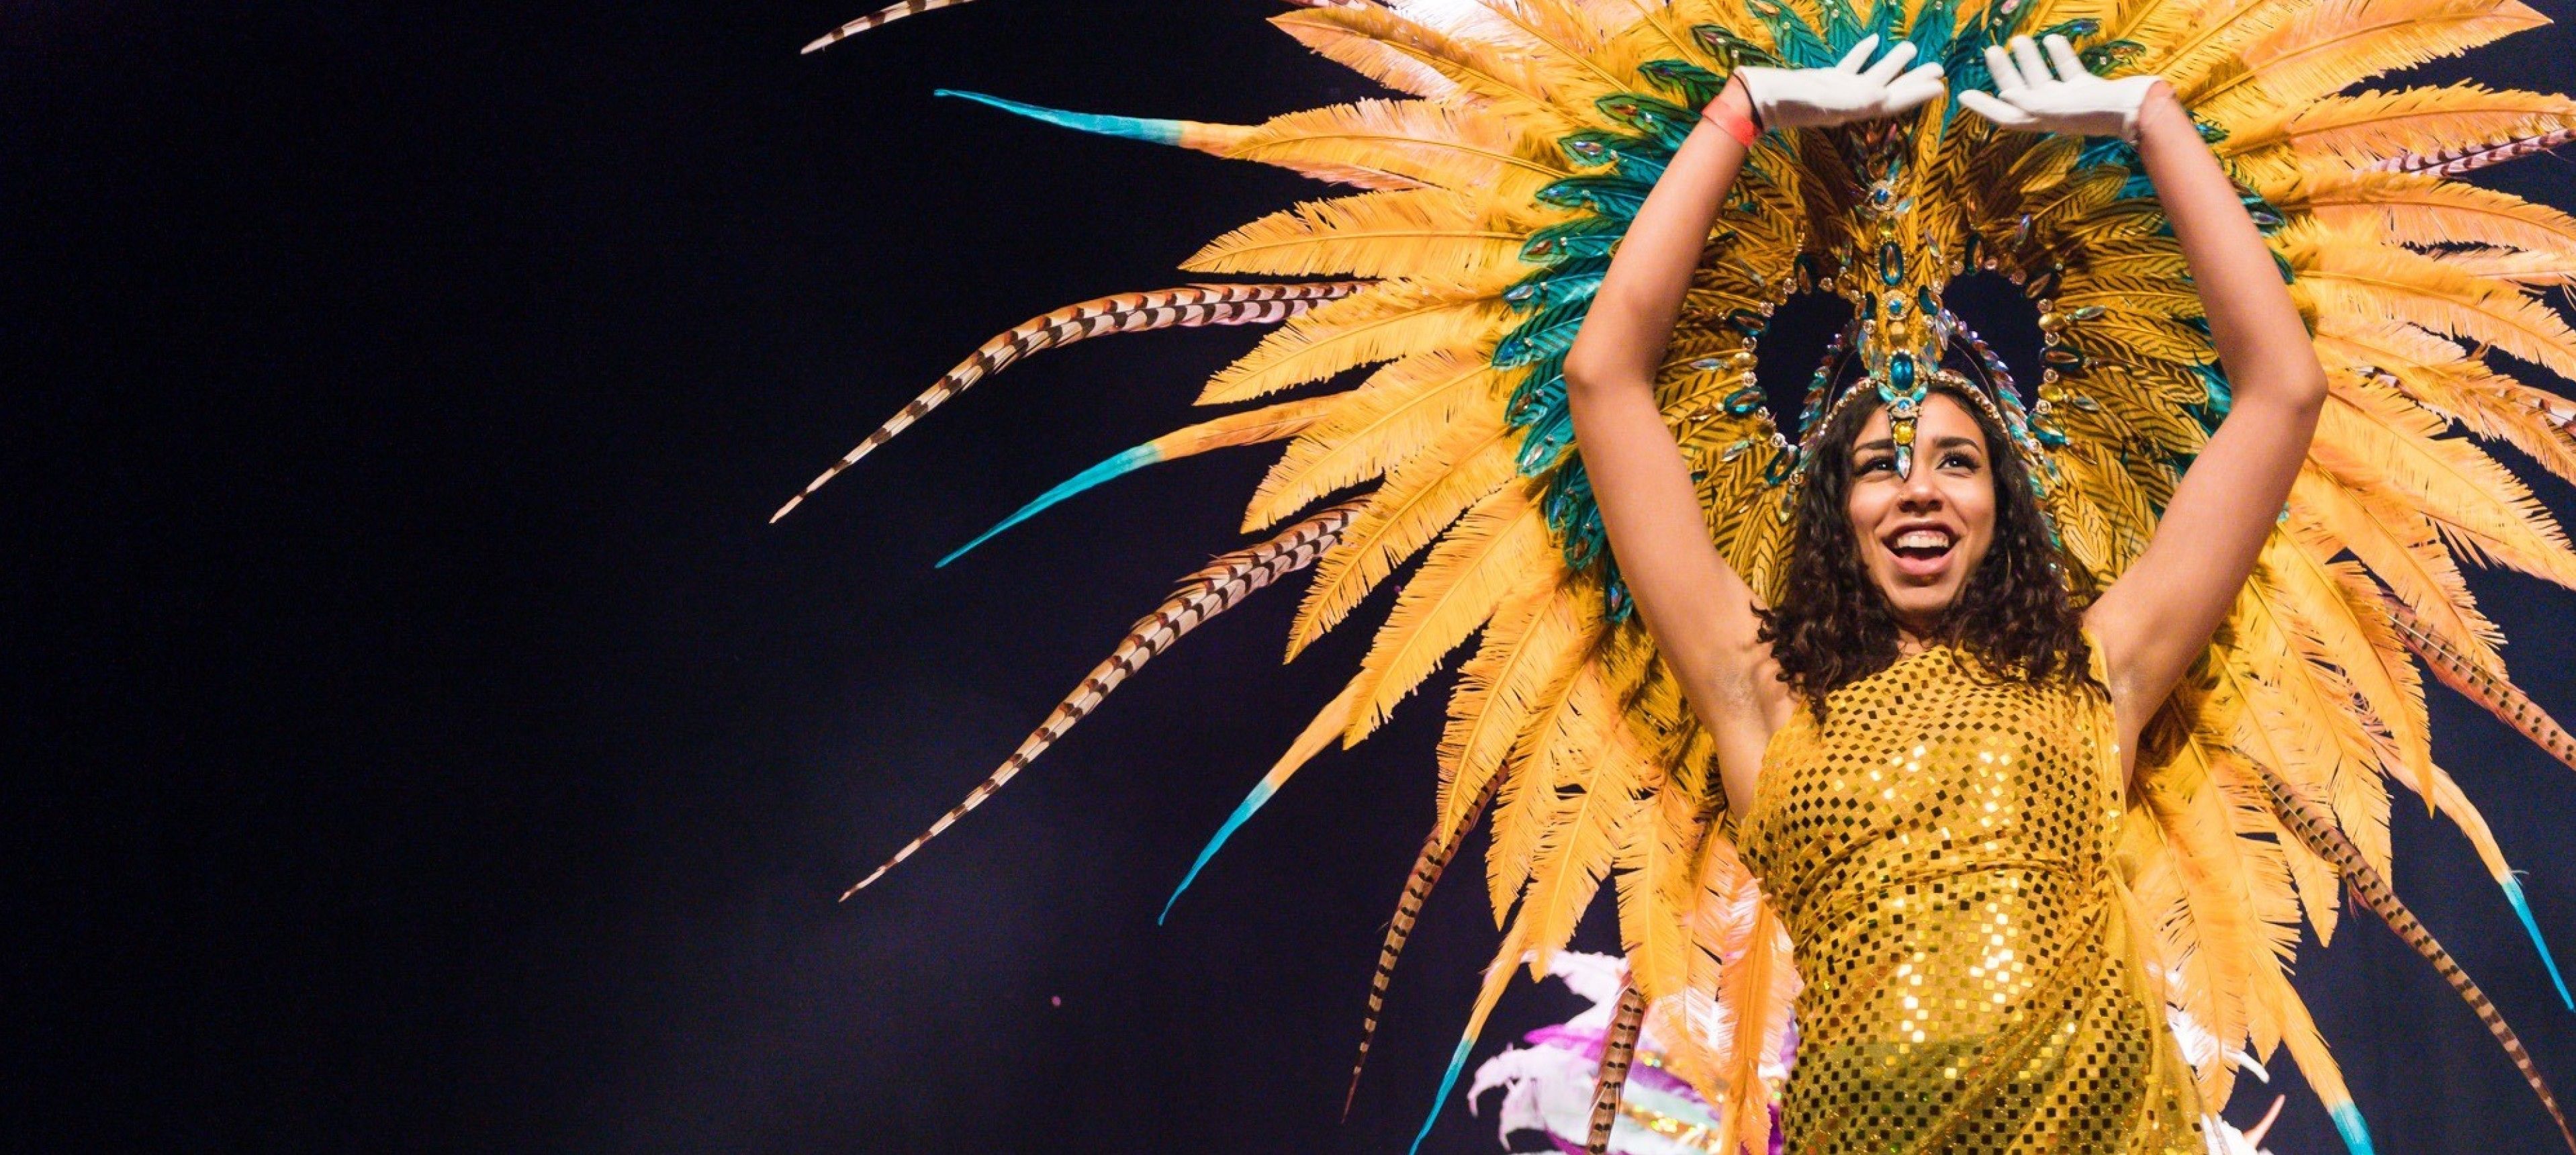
[1956,34,2165,140]
[1735,35,1947,130]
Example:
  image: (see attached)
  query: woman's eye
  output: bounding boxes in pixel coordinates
[1857,458,1893,475]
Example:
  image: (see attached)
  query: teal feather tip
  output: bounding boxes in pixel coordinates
[932,89,1187,146]
[2329,1103,2377,1155]
[938,443,1163,568]
[1407,1034,1479,1155]
[1156,780,1279,925]
[2500,874,2575,1010]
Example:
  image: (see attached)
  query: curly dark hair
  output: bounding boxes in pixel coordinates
[1755,381,2091,716]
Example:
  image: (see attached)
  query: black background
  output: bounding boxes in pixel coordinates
[14,2,2576,1152]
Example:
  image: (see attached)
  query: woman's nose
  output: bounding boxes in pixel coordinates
[1897,466,1941,506]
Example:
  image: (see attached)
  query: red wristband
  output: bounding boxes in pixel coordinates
[1701,101,1759,147]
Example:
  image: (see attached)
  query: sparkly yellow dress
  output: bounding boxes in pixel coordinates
[1737,639,2203,1154]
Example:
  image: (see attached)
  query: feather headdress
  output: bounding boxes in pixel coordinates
[792,1,2576,1151]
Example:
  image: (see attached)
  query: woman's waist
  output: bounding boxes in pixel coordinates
[1770,854,2105,952]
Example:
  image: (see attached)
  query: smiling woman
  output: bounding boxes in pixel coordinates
[1560,36,2318,1152]
[1755,383,2086,719]
[780,0,2576,1152]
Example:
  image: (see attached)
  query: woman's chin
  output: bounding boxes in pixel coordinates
[1882,588,1962,629]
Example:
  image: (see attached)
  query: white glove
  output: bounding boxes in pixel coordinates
[1956,34,2164,140]
[1733,35,1946,131]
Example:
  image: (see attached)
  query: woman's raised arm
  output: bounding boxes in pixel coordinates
[1965,36,2326,737]
[1567,39,1943,811]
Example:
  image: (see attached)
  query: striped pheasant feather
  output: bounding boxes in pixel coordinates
[2254,761,2576,1154]
[842,502,1358,896]
[1344,770,1505,1119]
[1585,982,1649,1155]
[800,0,976,53]
[772,282,1365,522]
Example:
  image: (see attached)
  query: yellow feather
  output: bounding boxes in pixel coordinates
[2265,525,2434,817]
[2422,761,2518,884]
[2286,222,2576,385]
[1616,780,1708,1005]
[2201,0,2546,113]
[2132,731,2293,1105]
[2436,247,2576,285]
[2207,601,2351,943]
[2293,464,2502,667]
[2093,0,2201,68]
[2314,320,2576,486]
[2301,169,2576,255]
[2313,375,2576,588]
[2221,83,2576,167]
[2156,0,2317,99]
[2189,686,2314,950]
[1247,351,1509,530]
[1406,0,1641,109]
[2236,558,2394,868]
[1269,5,1574,127]
[1522,666,1650,974]
[1181,188,1536,281]
[1716,895,1798,1155]
[1198,275,1516,404]
[1582,0,1712,66]
[1128,394,1346,469]
[1342,480,1554,743]
[1488,643,1603,917]
[1224,97,1569,198]
[1287,415,1520,657]
[2264,966,2366,1131]
[1439,586,1592,861]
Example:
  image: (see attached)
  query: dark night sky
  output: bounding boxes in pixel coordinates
[13,2,2576,1152]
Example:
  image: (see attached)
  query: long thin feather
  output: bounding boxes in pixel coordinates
[2201,0,2546,109]
[2375,126,2576,175]
[2223,84,2576,170]
[1160,681,1363,922]
[2265,964,2378,1155]
[1408,909,1536,1155]
[1199,277,1516,405]
[1343,481,1553,741]
[1248,351,1507,530]
[932,89,1256,156]
[2254,761,2576,1152]
[2381,594,2576,776]
[1586,983,1649,1155]
[800,0,977,53]
[1344,772,1505,1120]
[841,503,1359,896]
[941,396,1342,567]
[774,282,1365,522]
[1222,97,1569,195]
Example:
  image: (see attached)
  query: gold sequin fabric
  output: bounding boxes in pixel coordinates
[1737,641,2201,1154]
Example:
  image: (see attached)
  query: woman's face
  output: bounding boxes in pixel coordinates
[1845,392,1998,636]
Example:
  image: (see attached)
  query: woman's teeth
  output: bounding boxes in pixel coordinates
[1893,529,1953,555]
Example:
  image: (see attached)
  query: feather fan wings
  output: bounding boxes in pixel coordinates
[793,0,2576,1151]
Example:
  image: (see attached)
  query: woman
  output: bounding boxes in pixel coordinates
[1564,34,2328,1155]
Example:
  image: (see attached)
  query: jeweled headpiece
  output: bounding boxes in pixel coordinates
[1776,122,2054,496]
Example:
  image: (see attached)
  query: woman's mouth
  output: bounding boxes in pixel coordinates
[1886,527,1956,577]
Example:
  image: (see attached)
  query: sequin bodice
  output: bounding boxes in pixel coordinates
[1737,641,2199,1154]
